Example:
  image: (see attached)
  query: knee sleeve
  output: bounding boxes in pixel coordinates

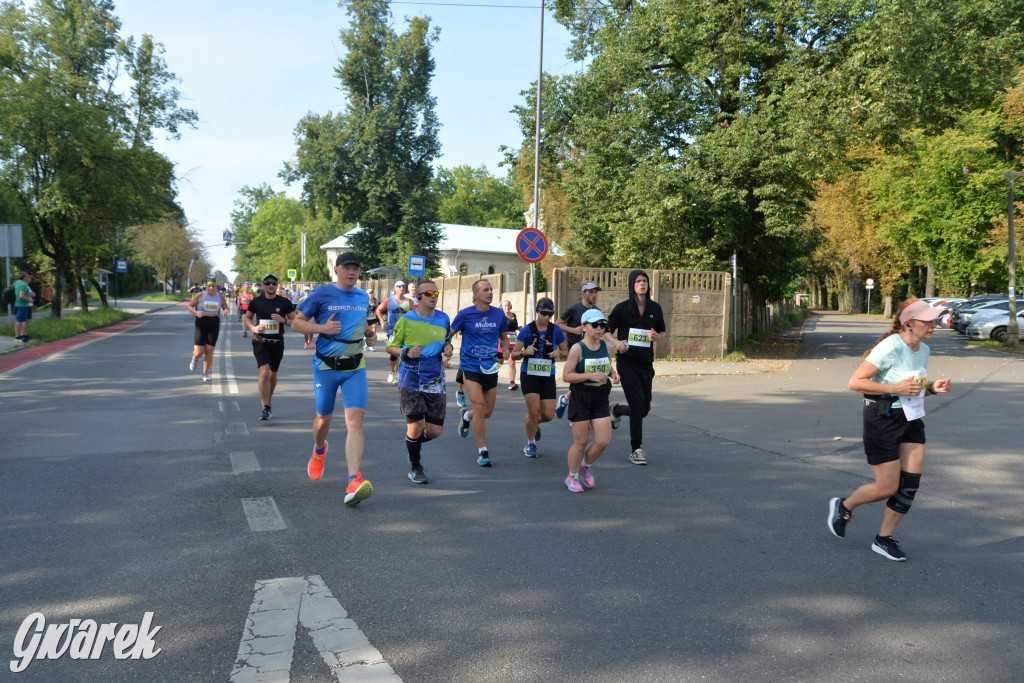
[886,471,921,514]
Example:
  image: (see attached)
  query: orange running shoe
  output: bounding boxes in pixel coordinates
[308,440,328,481]
[344,472,373,505]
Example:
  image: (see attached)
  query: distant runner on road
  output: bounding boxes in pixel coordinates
[244,274,297,421]
[187,280,229,383]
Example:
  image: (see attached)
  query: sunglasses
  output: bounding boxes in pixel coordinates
[263,281,278,286]
[419,289,439,297]
[396,285,407,289]
[537,310,554,316]
[587,321,608,329]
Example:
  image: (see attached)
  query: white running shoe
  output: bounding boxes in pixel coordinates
[202,374,211,383]
[189,357,197,372]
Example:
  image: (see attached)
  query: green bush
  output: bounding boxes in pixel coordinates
[1,308,133,342]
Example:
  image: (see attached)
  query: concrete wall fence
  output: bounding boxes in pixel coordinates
[345,267,797,359]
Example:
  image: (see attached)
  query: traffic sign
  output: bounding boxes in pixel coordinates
[115,258,128,273]
[515,228,548,263]
[865,278,874,286]
[287,269,297,280]
[408,255,426,277]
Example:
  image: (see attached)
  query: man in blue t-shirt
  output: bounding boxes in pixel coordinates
[292,252,376,506]
[450,279,510,467]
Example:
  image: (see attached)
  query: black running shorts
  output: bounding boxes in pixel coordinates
[567,384,611,423]
[862,405,926,465]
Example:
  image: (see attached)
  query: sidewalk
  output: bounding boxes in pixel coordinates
[0,295,182,355]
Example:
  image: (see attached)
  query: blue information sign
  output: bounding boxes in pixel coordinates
[515,229,548,264]
[115,258,128,273]
[408,255,426,277]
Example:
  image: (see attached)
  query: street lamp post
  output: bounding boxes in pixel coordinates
[1003,171,1022,346]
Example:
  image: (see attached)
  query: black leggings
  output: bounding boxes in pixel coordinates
[614,360,654,450]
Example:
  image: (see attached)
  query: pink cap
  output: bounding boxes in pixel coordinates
[899,300,946,325]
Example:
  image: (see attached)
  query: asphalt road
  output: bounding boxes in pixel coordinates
[1,307,1021,681]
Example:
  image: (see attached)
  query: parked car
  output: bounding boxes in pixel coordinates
[953,298,1024,333]
[966,311,1024,342]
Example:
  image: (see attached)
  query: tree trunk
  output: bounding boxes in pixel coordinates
[88,276,108,307]
[925,263,935,298]
[883,294,893,318]
[75,268,90,314]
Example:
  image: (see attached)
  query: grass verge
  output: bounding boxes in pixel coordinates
[1,308,133,343]
[965,340,1024,355]
[141,292,190,302]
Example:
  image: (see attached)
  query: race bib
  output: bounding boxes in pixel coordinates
[202,301,219,313]
[260,319,280,334]
[583,357,611,375]
[901,369,927,421]
[627,328,651,347]
[526,358,552,376]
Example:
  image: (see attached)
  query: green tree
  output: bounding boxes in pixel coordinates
[284,0,441,274]
[432,165,523,229]
[128,216,207,295]
[0,0,196,315]
[527,0,1024,302]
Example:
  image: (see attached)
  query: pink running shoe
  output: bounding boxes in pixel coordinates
[579,464,595,489]
[565,473,583,493]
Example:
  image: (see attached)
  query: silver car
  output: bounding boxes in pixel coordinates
[954,299,1024,333]
[966,311,1024,342]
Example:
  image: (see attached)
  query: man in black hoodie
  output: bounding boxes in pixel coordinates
[604,269,667,465]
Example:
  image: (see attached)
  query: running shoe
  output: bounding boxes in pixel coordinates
[565,473,584,493]
[508,381,518,390]
[456,390,467,407]
[579,464,595,489]
[304,342,310,349]
[827,497,851,538]
[344,472,373,505]
[242,331,248,338]
[308,441,327,481]
[555,394,568,419]
[189,357,197,372]
[459,409,470,438]
[367,346,375,352]
[523,442,538,458]
[610,402,622,429]
[477,450,492,467]
[260,405,271,421]
[408,466,429,484]
[628,448,647,465]
[202,374,212,383]
[871,535,907,561]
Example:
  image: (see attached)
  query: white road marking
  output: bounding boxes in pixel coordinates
[230,451,260,475]
[223,324,239,394]
[227,423,249,435]
[241,497,286,532]
[230,576,400,682]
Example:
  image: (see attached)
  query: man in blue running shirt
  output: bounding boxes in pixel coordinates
[292,252,376,505]
[450,279,510,467]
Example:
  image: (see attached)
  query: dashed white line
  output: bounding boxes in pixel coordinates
[230,451,260,475]
[241,497,286,532]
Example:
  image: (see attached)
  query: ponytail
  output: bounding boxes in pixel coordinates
[863,298,919,358]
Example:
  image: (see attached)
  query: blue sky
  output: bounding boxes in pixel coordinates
[111,0,579,278]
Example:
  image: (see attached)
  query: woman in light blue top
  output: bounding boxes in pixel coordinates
[827,299,952,561]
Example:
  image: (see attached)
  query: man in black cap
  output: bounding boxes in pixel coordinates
[244,273,297,420]
[292,252,377,505]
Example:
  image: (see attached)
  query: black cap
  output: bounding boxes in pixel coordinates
[262,273,278,283]
[536,297,555,312]
[336,252,360,267]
